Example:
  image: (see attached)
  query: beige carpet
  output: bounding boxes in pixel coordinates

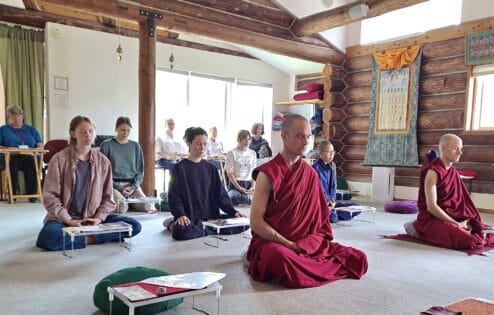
[0,200,493,315]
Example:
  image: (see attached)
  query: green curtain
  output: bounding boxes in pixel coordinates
[0,24,44,132]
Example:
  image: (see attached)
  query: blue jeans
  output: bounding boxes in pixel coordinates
[228,181,252,205]
[36,214,142,251]
[156,158,176,170]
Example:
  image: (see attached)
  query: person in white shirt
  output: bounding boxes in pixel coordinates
[155,118,188,169]
[205,126,225,170]
[225,129,257,205]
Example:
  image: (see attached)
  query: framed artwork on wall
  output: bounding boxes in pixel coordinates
[466,30,494,65]
[54,76,68,90]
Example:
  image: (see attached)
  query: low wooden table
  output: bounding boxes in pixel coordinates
[202,218,250,248]
[62,222,133,258]
[335,205,377,226]
[107,281,223,315]
[0,147,47,203]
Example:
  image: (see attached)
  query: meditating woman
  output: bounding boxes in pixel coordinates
[36,115,141,251]
[100,116,151,213]
[225,129,257,205]
[0,105,43,203]
[205,126,224,170]
[249,122,272,160]
[155,118,188,170]
[163,127,246,241]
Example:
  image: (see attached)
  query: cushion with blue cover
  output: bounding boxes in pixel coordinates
[384,200,418,214]
[93,266,183,315]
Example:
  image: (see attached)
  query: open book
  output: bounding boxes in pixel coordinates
[62,221,131,234]
[112,272,226,301]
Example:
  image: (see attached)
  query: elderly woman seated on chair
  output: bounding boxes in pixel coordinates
[163,127,246,241]
[0,106,43,203]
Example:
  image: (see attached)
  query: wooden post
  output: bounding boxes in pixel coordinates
[138,20,156,196]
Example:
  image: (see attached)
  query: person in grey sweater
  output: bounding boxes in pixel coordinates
[100,117,151,213]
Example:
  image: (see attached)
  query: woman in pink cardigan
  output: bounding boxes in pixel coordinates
[36,116,141,251]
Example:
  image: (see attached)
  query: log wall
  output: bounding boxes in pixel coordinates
[341,37,494,194]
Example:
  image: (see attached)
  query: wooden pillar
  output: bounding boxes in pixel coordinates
[138,20,156,196]
[322,64,333,140]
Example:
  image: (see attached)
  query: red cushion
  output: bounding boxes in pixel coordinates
[458,170,477,178]
[306,82,324,92]
[293,90,323,101]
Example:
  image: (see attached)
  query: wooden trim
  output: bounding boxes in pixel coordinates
[276,99,324,106]
[347,16,494,58]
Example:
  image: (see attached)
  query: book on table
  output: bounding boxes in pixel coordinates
[62,221,131,234]
[112,272,226,302]
[336,205,376,213]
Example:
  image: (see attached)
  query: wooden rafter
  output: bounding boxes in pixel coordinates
[0,4,257,59]
[291,0,427,37]
[30,0,345,64]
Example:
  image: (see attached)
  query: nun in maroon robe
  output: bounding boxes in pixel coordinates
[413,158,494,250]
[246,154,368,288]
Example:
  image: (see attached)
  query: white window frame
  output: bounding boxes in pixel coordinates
[465,64,494,132]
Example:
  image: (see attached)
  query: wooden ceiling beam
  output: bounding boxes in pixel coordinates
[35,0,345,64]
[0,4,256,60]
[123,0,327,48]
[22,0,40,10]
[177,0,294,28]
[291,0,427,37]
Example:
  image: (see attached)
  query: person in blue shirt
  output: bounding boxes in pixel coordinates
[312,141,339,223]
[312,140,360,223]
[0,106,43,202]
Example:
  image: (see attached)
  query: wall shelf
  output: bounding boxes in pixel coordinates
[276,99,324,106]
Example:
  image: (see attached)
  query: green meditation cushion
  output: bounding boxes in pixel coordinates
[93,266,183,315]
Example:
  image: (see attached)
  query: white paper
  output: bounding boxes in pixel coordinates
[141,272,226,290]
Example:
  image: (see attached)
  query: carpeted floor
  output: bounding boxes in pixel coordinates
[0,199,493,315]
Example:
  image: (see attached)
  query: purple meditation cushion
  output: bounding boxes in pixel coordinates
[384,200,418,214]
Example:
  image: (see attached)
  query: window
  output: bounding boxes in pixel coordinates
[466,64,494,131]
[360,0,462,45]
[155,69,273,150]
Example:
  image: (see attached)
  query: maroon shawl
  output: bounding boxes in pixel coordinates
[247,154,367,288]
[414,158,491,249]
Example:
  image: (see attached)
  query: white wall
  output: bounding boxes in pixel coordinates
[461,0,494,22]
[45,23,290,144]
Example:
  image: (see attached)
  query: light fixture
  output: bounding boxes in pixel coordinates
[349,4,369,20]
[116,17,123,62]
[169,41,175,69]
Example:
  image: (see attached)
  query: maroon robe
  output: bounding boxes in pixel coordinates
[414,158,494,250]
[246,154,368,288]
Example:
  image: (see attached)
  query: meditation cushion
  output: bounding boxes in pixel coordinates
[306,82,324,92]
[384,200,418,214]
[93,266,183,315]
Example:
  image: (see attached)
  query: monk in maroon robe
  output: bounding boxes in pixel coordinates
[247,114,368,288]
[410,134,494,250]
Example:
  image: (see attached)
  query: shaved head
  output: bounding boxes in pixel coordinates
[439,134,461,151]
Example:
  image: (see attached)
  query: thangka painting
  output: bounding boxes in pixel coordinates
[364,45,421,167]
[466,30,494,65]
[375,67,411,134]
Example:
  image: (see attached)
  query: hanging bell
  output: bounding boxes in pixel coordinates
[169,53,175,69]
[116,44,123,62]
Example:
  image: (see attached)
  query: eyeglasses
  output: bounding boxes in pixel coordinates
[320,150,335,154]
